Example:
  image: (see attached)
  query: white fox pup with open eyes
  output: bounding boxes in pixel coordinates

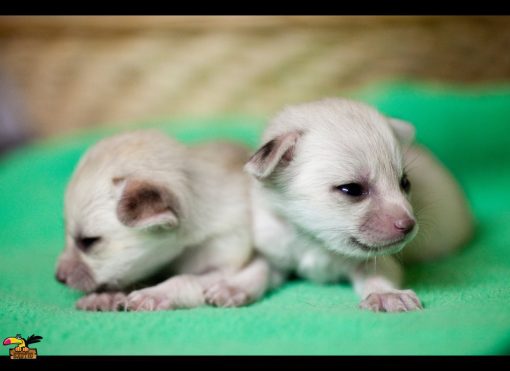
[244,98,474,312]
[55,130,270,311]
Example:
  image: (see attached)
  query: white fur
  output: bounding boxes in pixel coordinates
[245,98,474,312]
[56,130,260,311]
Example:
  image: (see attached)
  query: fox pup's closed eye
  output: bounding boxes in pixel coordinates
[75,236,101,252]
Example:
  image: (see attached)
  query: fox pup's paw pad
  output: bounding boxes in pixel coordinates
[76,292,127,311]
[359,290,422,312]
[205,282,250,308]
[126,289,172,311]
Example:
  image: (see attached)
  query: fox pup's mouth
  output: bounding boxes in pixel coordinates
[349,236,405,253]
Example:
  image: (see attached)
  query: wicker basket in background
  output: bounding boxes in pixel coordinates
[0,16,509,139]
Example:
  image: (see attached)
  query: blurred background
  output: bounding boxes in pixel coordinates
[0,15,509,155]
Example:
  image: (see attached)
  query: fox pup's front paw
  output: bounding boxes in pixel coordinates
[359,290,422,312]
[76,292,127,311]
[125,288,173,311]
[204,282,250,308]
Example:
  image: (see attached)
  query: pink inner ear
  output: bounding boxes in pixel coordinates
[245,131,301,179]
[116,179,179,229]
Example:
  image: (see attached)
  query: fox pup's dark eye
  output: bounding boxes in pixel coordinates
[400,174,411,193]
[335,183,368,197]
[76,236,101,252]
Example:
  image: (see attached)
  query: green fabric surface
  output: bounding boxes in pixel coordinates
[1,82,510,355]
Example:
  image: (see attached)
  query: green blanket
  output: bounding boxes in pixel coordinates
[1,83,510,355]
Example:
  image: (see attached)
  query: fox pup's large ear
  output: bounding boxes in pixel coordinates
[113,178,179,230]
[388,118,415,147]
[244,131,301,180]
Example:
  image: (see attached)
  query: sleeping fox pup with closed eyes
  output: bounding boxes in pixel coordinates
[55,130,270,311]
